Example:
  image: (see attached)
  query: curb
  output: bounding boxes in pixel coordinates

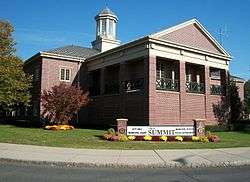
[1,158,250,169]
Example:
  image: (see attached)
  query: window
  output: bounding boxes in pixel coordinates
[101,19,107,36]
[156,59,179,91]
[210,68,221,80]
[108,19,113,36]
[60,68,71,81]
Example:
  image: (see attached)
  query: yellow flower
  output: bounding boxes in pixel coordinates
[192,136,200,142]
[160,136,168,141]
[128,136,136,141]
[200,136,209,143]
[144,135,152,141]
[175,136,183,142]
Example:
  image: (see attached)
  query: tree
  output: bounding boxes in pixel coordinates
[41,83,89,125]
[0,20,31,112]
[244,80,250,116]
[229,80,243,124]
[0,20,16,57]
[213,80,243,127]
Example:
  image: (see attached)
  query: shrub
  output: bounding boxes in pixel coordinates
[119,134,128,142]
[135,136,144,141]
[144,135,152,141]
[128,136,136,141]
[160,136,168,142]
[107,128,116,135]
[207,134,220,142]
[41,83,89,125]
[199,136,209,143]
[110,135,120,141]
[151,136,160,141]
[205,125,229,132]
[192,136,200,142]
[44,125,74,130]
[103,133,113,140]
[175,136,183,142]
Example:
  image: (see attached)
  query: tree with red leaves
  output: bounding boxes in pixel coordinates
[41,83,89,125]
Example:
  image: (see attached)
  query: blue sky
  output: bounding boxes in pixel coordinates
[1,0,250,79]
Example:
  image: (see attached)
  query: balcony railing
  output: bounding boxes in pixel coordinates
[210,84,223,95]
[186,82,205,94]
[156,78,179,92]
[122,78,144,92]
[104,81,119,94]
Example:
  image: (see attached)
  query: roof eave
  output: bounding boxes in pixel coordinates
[24,51,87,65]
[40,52,86,62]
[86,36,150,62]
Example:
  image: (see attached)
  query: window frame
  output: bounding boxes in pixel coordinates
[59,67,71,82]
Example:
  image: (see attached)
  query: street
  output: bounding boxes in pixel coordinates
[0,161,250,182]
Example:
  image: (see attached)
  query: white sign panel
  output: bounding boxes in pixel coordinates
[127,126,195,136]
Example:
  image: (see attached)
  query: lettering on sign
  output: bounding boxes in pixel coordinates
[127,126,195,136]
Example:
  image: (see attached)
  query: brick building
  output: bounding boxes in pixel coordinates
[24,7,245,127]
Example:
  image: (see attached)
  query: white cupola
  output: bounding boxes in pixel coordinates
[92,7,120,52]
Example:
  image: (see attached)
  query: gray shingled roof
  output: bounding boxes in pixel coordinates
[44,45,100,59]
[230,75,245,82]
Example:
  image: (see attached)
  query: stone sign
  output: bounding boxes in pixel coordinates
[194,119,206,137]
[126,125,195,136]
[116,118,128,134]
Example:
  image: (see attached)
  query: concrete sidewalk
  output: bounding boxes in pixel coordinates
[0,143,250,168]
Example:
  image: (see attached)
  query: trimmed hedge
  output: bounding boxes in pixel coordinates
[206,120,250,132]
[205,125,229,132]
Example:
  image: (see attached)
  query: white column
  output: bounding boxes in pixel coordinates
[105,19,109,37]
[99,19,102,36]
[113,21,116,38]
[171,70,175,89]
[196,74,200,84]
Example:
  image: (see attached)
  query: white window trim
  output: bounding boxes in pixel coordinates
[59,67,72,82]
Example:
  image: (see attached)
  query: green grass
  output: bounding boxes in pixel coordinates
[0,124,250,150]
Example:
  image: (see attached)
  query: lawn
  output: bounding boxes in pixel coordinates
[0,124,250,150]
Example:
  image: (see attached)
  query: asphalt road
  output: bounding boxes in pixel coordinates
[0,161,250,182]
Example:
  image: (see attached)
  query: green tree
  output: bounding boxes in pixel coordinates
[0,20,16,57]
[0,20,31,112]
[228,80,243,124]
[213,80,243,128]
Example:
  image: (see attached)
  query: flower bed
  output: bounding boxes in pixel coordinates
[45,125,75,131]
[102,128,220,143]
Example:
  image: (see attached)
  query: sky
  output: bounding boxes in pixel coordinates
[1,0,250,79]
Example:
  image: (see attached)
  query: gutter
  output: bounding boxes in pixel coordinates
[24,52,86,65]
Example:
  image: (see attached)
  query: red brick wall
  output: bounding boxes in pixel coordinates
[182,94,206,123]
[154,91,180,124]
[147,57,228,126]
[206,95,222,125]
[41,57,80,91]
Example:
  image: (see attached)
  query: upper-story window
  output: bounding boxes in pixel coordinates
[210,68,221,80]
[60,68,71,81]
[156,59,179,92]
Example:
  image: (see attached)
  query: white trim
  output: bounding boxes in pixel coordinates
[150,19,231,57]
[149,38,231,60]
[40,52,86,62]
[59,67,72,82]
